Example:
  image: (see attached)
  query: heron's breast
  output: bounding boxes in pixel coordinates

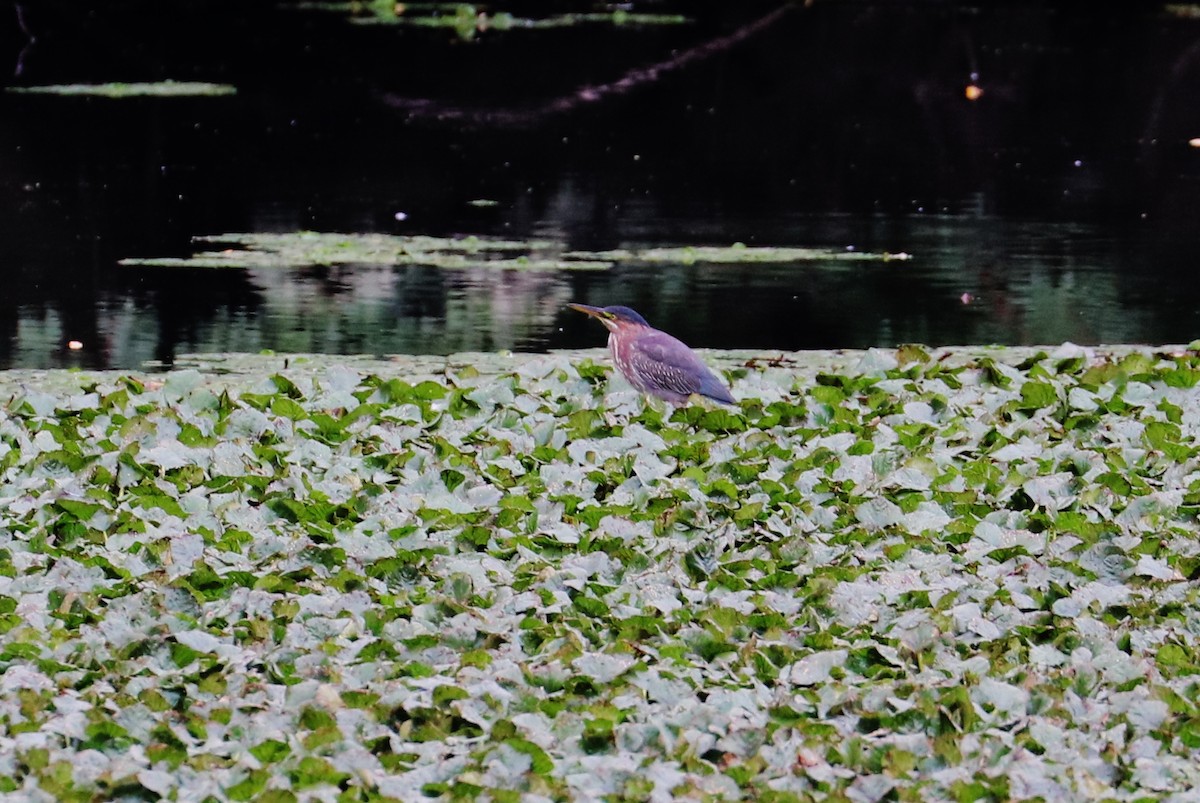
[609,334,644,389]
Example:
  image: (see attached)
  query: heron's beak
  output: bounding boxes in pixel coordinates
[568,303,618,331]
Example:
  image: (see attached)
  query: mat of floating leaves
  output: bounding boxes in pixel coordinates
[0,343,1198,800]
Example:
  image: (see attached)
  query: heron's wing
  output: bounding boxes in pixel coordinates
[630,331,735,404]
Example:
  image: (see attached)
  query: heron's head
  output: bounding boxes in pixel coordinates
[568,303,651,333]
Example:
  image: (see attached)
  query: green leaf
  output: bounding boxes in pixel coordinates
[300,707,338,731]
[290,756,349,789]
[54,499,102,521]
[83,719,132,749]
[441,468,467,492]
[226,770,268,801]
[414,381,447,400]
[1096,471,1133,497]
[1157,643,1200,676]
[581,717,616,753]
[257,791,298,803]
[847,438,874,455]
[693,634,736,662]
[810,384,845,405]
[249,739,291,763]
[433,685,469,706]
[574,596,610,618]
[1180,718,1200,749]
[1019,380,1057,410]
[1144,420,1193,459]
[1163,367,1200,388]
[500,494,536,512]
[698,408,747,433]
[977,357,1012,388]
[269,374,304,398]
[270,396,308,421]
[896,344,930,365]
[505,738,554,775]
[1118,352,1155,376]
[145,726,188,768]
[170,642,198,668]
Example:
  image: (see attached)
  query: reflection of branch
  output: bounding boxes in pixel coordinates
[14,3,37,77]
[1141,37,1200,158]
[382,3,799,127]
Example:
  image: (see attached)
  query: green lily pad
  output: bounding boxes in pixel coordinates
[7,81,236,97]
[118,232,908,271]
[567,243,912,265]
[119,232,610,271]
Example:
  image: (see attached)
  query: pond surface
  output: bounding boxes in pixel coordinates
[3,2,1200,369]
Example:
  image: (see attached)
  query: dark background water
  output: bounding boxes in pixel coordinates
[3,1,1200,369]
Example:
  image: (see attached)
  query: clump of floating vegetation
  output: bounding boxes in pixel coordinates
[6,81,237,97]
[1164,4,1200,18]
[119,232,611,271]
[118,231,909,271]
[565,244,914,265]
[291,1,690,38]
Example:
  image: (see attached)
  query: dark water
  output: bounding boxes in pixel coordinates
[4,1,1200,369]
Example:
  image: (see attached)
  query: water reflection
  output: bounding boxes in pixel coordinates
[242,264,575,355]
[6,210,1192,371]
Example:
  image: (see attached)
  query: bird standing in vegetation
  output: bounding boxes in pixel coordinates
[568,303,736,406]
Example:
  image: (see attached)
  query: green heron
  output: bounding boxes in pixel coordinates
[568,303,736,405]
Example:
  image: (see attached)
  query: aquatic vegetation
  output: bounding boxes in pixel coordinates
[116,233,589,272]
[1165,4,1200,18]
[120,232,609,271]
[301,1,691,38]
[567,243,913,265]
[1,343,1199,799]
[118,231,905,271]
[6,81,236,97]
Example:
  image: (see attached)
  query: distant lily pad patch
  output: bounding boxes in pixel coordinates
[118,231,906,271]
[1165,4,1200,18]
[377,10,691,34]
[7,81,236,97]
[567,243,913,265]
[298,2,691,36]
[119,232,611,271]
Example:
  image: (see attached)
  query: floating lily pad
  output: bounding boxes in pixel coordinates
[566,244,912,265]
[119,231,907,271]
[118,232,611,271]
[337,2,689,36]
[7,81,236,97]
[1165,4,1200,18]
